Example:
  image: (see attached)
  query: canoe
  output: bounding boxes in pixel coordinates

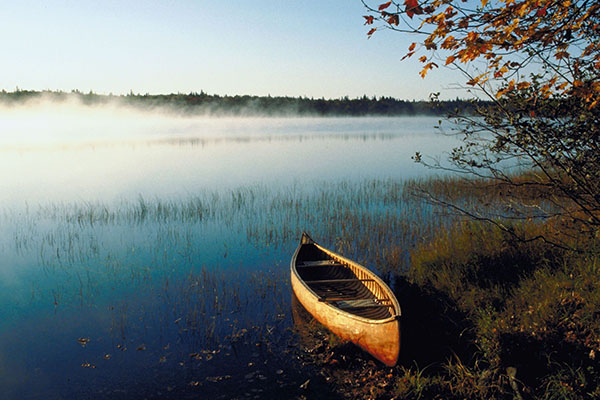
[290,232,401,366]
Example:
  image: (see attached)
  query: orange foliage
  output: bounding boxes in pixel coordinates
[364,0,600,106]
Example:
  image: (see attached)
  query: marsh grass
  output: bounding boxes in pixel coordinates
[9,178,457,278]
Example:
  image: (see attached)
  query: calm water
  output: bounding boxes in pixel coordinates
[0,105,459,399]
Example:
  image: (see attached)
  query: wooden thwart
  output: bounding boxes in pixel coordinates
[299,260,343,267]
[319,296,382,302]
[341,304,394,309]
[318,298,394,308]
[305,278,375,284]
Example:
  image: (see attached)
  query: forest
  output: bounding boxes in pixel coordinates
[0,88,483,116]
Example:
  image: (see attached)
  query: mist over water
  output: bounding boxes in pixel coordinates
[0,101,457,206]
[0,101,460,399]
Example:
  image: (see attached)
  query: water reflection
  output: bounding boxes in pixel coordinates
[1,265,305,399]
[0,115,458,206]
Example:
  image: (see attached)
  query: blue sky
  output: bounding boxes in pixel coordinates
[1,0,466,100]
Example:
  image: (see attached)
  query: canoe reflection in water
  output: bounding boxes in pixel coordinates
[290,232,401,367]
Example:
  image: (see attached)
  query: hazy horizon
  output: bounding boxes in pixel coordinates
[1,1,468,101]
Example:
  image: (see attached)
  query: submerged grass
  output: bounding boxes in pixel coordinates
[9,178,455,276]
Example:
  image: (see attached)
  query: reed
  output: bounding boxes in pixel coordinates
[5,178,458,279]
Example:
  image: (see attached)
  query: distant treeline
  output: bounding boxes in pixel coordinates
[0,89,487,116]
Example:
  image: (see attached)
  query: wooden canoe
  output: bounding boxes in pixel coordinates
[290,232,401,366]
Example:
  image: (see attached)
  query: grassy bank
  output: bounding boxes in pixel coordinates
[400,222,600,399]
[301,179,600,400]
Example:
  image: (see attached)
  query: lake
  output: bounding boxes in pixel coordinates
[0,105,460,399]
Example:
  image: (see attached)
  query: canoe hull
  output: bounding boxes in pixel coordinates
[290,234,401,367]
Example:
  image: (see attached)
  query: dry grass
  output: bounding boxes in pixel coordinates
[393,218,600,399]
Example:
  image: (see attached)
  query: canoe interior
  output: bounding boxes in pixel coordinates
[295,243,393,320]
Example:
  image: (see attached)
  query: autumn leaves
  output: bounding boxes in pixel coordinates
[363,0,600,107]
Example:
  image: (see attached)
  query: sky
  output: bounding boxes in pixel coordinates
[1,0,467,100]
